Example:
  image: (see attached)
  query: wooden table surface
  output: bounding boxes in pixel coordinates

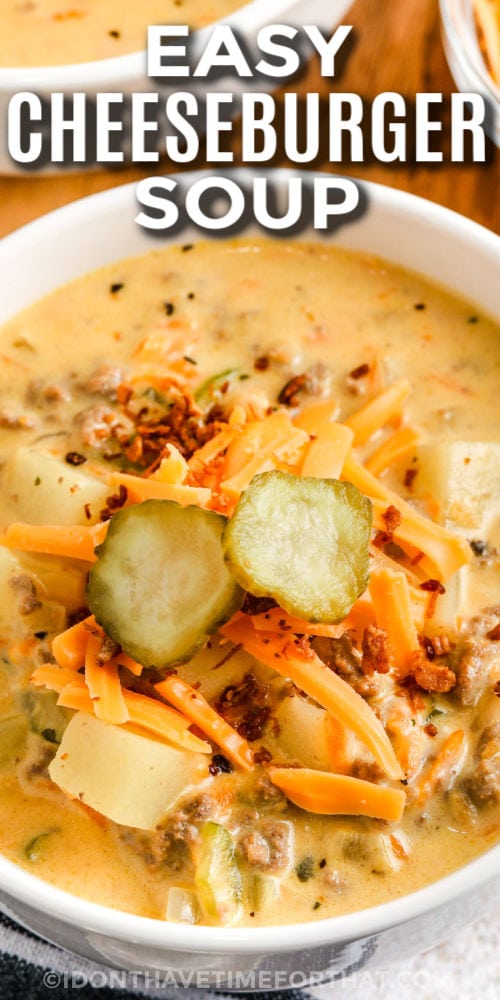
[0,0,498,239]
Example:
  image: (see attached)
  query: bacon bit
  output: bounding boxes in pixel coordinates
[99,484,128,522]
[253,746,272,764]
[398,677,427,711]
[349,363,371,380]
[361,625,390,674]
[278,374,310,407]
[420,578,446,618]
[373,504,404,555]
[420,634,452,660]
[215,673,271,741]
[382,505,402,537]
[373,504,402,548]
[431,634,451,656]
[125,435,143,464]
[84,503,92,521]
[412,653,456,693]
[404,467,418,490]
[424,723,438,737]
[486,623,500,641]
[64,451,86,466]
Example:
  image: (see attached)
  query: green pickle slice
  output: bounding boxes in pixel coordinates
[195,821,243,925]
[87,499,243,668]
[223,471,372,623]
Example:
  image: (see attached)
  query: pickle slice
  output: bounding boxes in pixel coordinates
[195,821,242,925]
[223,471,372,623]
[87,500,243,668]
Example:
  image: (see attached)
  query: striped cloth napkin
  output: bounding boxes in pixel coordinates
[1,908,499,1000]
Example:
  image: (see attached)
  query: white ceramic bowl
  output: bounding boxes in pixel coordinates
[0,0,354,174]
[0,170,498,988]
[440,0,500,147]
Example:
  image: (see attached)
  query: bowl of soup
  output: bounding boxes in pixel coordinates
[0,169,498,987]
[0,0,354,173]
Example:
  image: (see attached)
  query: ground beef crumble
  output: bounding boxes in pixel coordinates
[466,723,500,806]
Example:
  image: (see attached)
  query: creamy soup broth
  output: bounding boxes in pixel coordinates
[0,239,498,926]
[0,1,243,67]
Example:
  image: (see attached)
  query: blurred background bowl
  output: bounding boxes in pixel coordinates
[0,0,355,174]
[440,0,500,146]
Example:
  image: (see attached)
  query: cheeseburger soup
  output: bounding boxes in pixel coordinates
[0,239,498,926]
[0,1,243,67]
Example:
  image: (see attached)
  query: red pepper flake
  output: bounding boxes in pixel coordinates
[84,503,92,521]
[410,550,425,565]
[404,467,418,490]
[254,356,270,371]
[424,722,438,737]
[420,635,436,661]
[349,363,370,379]
[420,578,446,618]
[211,643,243,671]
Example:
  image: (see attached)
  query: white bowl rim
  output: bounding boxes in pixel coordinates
[0,168,498,954]
[0,0,347,88]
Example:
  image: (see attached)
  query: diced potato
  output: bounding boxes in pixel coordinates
[177,639,272,703]
[415,442,500,534]
[416,442,500,629]
[0,549,25,636]
[274,695,334,770]
[19,553,87,612]
[166,887,200,924]
[0,548,68,644]
[49,712,211,830]
[4,447,110,525]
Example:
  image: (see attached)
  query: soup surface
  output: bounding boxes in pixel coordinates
[0,1,243,67]
[0,239,498,927]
